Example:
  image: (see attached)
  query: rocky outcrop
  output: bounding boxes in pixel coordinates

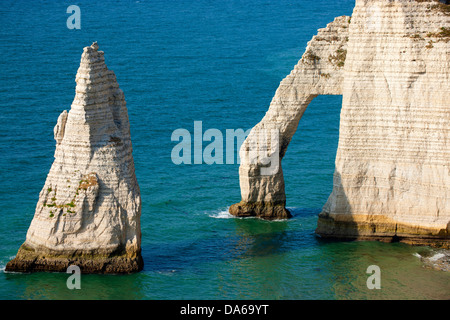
[6,43,143,273]
[416,249,450,272]
[230,16,351,220]
[317,0,450,247]
[231,0,449,247]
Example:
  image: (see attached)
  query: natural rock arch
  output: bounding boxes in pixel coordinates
[229,16,350,220]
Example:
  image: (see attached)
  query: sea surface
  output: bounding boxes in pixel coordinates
[0,0,448,300]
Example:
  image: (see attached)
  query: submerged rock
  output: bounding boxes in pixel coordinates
[416,249,450,272]
[231,0,449,248]
[6,43,143,274]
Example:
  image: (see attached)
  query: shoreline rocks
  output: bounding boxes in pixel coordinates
[415,249,450,272]
[229,15,350,220]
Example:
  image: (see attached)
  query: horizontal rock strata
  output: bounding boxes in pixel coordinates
[231,0,449,248]
[6,43,143,273]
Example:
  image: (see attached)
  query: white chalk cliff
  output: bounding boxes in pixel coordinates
[230,0,449,247]
[6,43,143,273]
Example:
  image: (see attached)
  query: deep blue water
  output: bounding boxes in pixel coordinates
[0,0,448,300]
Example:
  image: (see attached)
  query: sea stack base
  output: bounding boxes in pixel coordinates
[5,243,143,274]
[229,201,292,220]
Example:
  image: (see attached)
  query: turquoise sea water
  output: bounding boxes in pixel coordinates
[0,0,448,300]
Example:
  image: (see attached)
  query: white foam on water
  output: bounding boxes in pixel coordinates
[413,253,421,259]
[208,208,234,219]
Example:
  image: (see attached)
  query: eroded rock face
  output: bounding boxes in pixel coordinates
[230,16,351,220]
[6,43,143,273]
[317,0,450,247]
[231,0,449,247]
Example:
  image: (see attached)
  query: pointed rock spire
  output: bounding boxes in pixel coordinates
[6,43,143,274]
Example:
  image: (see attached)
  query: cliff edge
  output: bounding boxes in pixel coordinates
[6,43,143,273]
[230,0,449,248]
